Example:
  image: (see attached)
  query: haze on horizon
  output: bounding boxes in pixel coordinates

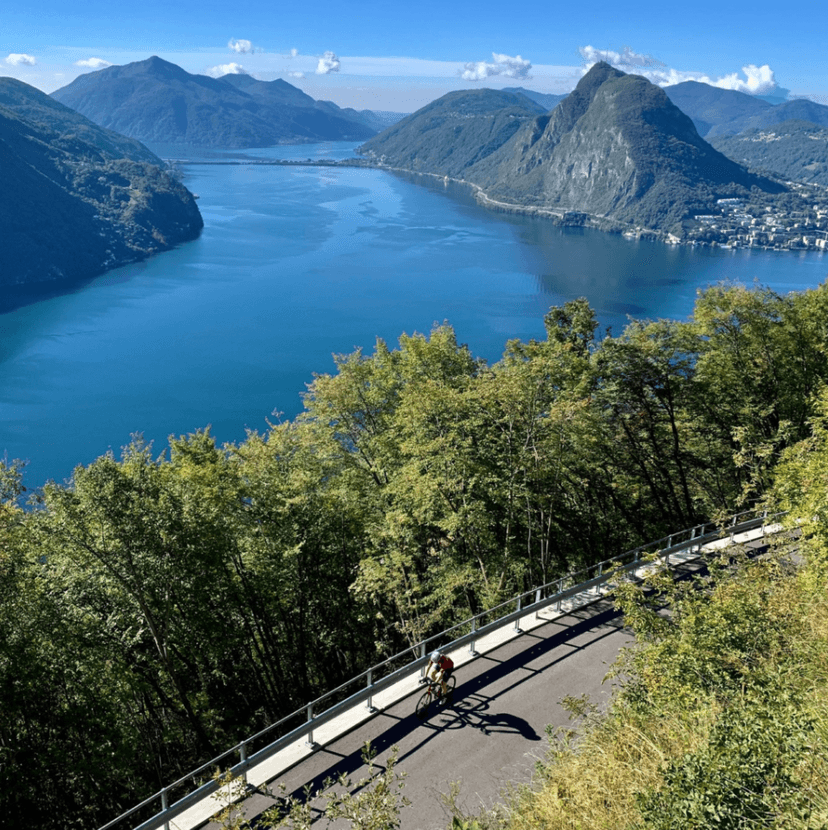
[3,0,827,112]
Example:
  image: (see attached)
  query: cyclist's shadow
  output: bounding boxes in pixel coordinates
[429,692,541,740]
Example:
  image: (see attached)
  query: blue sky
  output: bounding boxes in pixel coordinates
[4,0,827,111]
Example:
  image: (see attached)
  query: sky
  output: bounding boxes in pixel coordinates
[3,0,828,112]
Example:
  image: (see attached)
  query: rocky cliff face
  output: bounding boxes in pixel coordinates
[0,77,202,287]
[469,63,782,230]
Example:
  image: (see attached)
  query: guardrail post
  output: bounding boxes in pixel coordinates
[161,790,170,830]
[556,579,563,612]
[306,703,316,747]
[534,588,542,619]
[420,642,427,676]
[514,596,522,632]
[469,618,478,655]
[366,669,376,712]
[239,742,248,784]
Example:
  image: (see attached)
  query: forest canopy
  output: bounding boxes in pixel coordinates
[3,280,828,828]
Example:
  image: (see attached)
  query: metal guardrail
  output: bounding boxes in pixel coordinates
[100,507,781,830]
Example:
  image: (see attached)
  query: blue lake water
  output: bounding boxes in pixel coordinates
[2,141,827,489]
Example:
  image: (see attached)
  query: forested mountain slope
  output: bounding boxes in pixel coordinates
[0,77,202,287]
[710,119,828,186]
[358,88,545,177]
[3,281,828,828]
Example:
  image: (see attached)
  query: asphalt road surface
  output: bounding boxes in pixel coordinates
[204,597,632,830]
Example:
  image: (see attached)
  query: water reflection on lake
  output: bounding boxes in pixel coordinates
[1,142,826,488]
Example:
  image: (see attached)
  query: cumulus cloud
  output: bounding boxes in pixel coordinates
[288,71,305,79]
[316,51,340,74]
[708,64,780,95]
[461,52,532,82]
[206,62,248,78]
[579,45,783,97]
[228,38,255,54]
[5,53,37,66]
[76,57,111,69]
[290,48,298,58]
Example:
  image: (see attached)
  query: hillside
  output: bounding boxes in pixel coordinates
[357,88,546,177]
[5,281,828,829]
[710,120,828,186]
[0,77,202,287]
[469,64,783,231]
[361,64,784,236]
[51,57,378,148]
[664,80,828,137]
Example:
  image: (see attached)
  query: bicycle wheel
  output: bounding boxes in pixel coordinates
[415,688,433,719]
[444,675,457,703]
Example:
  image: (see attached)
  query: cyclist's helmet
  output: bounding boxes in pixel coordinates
[430,650,442,662]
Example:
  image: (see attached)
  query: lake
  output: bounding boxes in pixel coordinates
[2,141,826,489]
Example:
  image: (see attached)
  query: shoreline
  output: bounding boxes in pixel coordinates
[167,156,828,253]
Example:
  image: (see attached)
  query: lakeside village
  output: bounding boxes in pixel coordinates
[641,182,828,251]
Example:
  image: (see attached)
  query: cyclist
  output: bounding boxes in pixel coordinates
[422,649,454,698]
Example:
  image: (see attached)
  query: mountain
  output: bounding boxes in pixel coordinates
[353,110,409,131]
[0,76,161,165]
[502,87,568,111]
[663,82,771,137]
[0,77,202,288]
[358,88,546,178]
[51,57,378,148]
[360,64,784,235]
[664,81,828,137]
[710,120,828,186]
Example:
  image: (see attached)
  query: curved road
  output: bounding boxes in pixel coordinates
[205,597,632,830]
[194,528,778,830]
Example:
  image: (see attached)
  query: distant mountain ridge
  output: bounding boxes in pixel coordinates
[0,76,202,287]
[51,57,383,148]
[360,63,783,236]
[664,81,828,137]
[710,120,828,186]
[501,87,568,111]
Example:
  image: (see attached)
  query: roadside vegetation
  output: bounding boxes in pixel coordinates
[451,409,828,830]
[3,281,828,828]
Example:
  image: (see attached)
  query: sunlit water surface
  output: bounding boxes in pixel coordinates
[2,142,826,488]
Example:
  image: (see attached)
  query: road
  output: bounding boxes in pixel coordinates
[184,524,785,830]
[203,597,632,830]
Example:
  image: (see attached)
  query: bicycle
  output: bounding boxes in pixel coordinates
[415,674,456,719]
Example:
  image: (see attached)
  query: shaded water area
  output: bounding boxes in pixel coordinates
[2,141,826,489]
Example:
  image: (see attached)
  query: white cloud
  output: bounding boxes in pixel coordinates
[206,62,248,78]
[288,71,305,79]
[579,45,783,97]
[75,57,111,69]
[578,45,665,70]
[461,52,532,82]
[316,51,340,75]
[5,53,37,66]
[228,39,254,54]
[707,64,779,95]
[289,48,298,59]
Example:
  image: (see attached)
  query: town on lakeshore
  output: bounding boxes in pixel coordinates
[633,185,828,250]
